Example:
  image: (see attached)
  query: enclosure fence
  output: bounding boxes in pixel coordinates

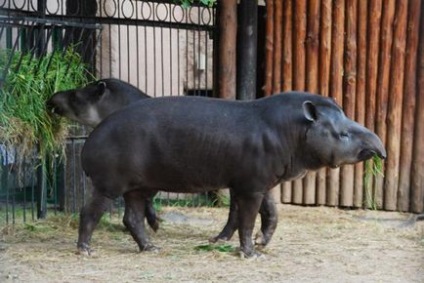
[264,0,424,213]
[0,0,217,224]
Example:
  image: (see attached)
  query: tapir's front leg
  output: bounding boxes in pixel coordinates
[123,190,159,252]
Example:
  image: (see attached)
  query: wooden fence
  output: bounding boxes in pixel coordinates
[264,0,424,213]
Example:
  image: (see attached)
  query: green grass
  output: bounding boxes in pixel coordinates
[364,155,385,210]
[0,47,95,183]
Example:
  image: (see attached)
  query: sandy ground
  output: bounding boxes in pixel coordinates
[0,204,423,283]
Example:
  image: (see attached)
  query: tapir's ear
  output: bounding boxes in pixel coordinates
[302,101,318,122]
[96,81,107,96]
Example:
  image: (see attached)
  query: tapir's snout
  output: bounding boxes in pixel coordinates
[359,131,387,161]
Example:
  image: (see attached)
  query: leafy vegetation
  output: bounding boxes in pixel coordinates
[0,47,94,169]
[364,155,384,209]
[176,0,216,8]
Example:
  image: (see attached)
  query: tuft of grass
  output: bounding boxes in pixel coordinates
[194,243,235,253]
[0,47,94,181]
[364,155,385,210]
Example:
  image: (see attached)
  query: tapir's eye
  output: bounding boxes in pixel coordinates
[339,132,350,140]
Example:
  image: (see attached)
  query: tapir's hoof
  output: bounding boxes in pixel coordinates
[76,243,92,256]
[141,244,160,252]
[150,221,160,233]
[239,249,265,260]
[254,231,270,248]
[209,233,232,243]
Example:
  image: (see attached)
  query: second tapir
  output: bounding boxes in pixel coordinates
[47,79,160,231]
[78,92,386,258]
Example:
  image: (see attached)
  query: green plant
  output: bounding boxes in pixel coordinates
[364,155,384,210]
[195,243,235,253]
[0,47,94,176]
[176,0,216,8]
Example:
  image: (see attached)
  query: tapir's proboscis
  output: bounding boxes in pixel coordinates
[78,92,386,258]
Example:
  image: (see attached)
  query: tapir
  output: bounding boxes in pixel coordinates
[47,79,159,231]
[78,92,386,257]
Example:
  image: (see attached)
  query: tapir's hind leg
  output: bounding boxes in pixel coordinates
[123,190,159,252]
[145,197,160,232]
[77,191,112,255]
[236,191,264,258]
[255,192,278,247]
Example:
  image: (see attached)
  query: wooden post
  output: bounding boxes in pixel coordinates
[270,0,283,203]
[384,0,408,211]
[263,0,274,97]
[340,0,357,207]
[303,0,320,205]
[353,0,367,208]
[374,0,396,208]
[272,0,282,95]
[410,1,424,213]
[327,0,344,206]
[237,0,258,101]
[317,0,332,206]
[398,0,421,212]
[218,0,237,100]
[364,0,382,208]
[292,0,306,205]
[281,0,293,203]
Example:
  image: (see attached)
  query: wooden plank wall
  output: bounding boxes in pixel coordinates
[264,0,424,213]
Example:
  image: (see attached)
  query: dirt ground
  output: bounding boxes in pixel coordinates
[0,204,423,283]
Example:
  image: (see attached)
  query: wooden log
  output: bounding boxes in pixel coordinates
[384,0,408,211]
[353,0,367,208]
[317,0,332,206]
[340,0,357,207]
[364,0,382,209]
[292,0,307,204]
[281,0,293,203]
[263,0,274,97]
[327,0,344,207]
[374,0,396,209]
[398,0,421,212]
[410,1,424,213]
[303,0,320,205]
[272,0,282,95]
[237,0,258,101]
[218,0,237,100]
[272,0,283,203]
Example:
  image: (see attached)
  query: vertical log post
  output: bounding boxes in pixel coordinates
[398,0,421,212]
[364,0,382,208]
[353,0,367,208]
[411,1,424,213]
[263,0,274,97]
[384,0,408,211]
[374,0,396,208]
[281,0,294,203]
[317,0,332,206]
[303,0,320,205]
[218,0,237,100]
[271,0,283,203]
[340,0,357,207]
[327,0,344,206]
[237,0,258,101]
[292,0,307,204]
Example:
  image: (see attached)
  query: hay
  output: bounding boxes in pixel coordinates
[1,206,423,282]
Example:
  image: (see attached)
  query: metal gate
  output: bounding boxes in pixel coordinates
[0,0,217,224]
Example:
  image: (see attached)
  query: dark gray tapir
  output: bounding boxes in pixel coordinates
[78,92,386,257]
[47,79,160,231]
